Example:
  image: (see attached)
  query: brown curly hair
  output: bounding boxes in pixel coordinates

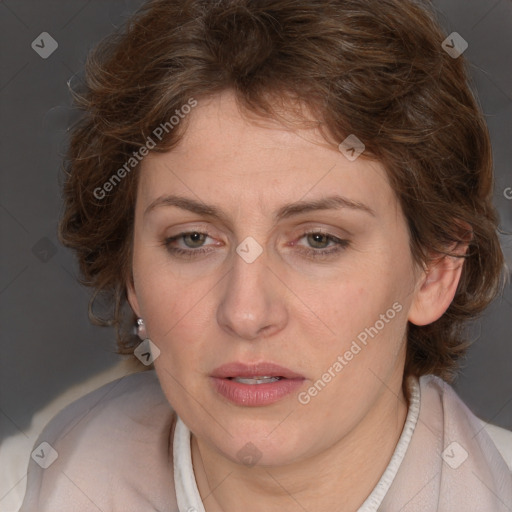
[59,0,505,381]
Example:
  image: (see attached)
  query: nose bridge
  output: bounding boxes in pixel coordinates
[217,240,287,340]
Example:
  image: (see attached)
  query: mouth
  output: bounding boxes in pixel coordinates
[210,362,305,406]
[227,376,283,384]
[211,361,304,380]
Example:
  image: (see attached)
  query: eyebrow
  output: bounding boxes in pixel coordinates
[144,193,375,221]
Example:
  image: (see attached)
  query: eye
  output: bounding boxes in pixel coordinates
[179,232,209,248]
[305,232,332,249]
[295,230,350,259]
[163,231,216,258]
[162,229,350,260]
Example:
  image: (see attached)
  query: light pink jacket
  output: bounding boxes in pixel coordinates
[19,371,512,511]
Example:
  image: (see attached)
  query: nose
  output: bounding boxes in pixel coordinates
[216,246,288,341]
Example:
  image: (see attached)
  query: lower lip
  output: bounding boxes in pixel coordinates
[210,377,305,406]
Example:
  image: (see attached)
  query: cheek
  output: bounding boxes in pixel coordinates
[306,261,394,328]
[316,284,405,346]
[303,260,411,367]
[131,221,414,361]
[131,248,203,346]
[140,282,209,347]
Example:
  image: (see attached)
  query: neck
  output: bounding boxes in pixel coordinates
[191,374,408,512]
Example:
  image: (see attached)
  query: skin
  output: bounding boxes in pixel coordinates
[127,90,465,512]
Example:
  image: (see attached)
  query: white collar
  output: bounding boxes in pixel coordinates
[173,376,421,512]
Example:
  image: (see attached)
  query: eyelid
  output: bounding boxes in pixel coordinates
[294,222,354,238]
[163,225,220,243]
[292,230,350,253]
[163,225,345,246]
[163,231,219,249]
[163,228,350,260]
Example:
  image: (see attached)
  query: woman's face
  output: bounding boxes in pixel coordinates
[128,90,424,466]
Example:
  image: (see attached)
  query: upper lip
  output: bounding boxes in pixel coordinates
[211,362,304,379]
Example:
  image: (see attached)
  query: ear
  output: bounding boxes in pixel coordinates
[408,241,469,326]
[126,277,142,318]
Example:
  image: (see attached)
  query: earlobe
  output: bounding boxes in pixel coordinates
[408,247,467,327]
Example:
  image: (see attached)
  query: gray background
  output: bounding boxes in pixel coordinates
[0,0,511,459]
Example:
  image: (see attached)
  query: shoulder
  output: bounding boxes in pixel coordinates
[419,374,512,470]
[20,370,179,512]
[481,422,512,471]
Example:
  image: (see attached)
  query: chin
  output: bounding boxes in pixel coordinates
[210,421,309,467]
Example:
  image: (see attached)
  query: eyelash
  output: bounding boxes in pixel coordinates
[162,230,350,260]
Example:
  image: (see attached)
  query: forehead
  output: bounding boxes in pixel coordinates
[138,91,397,218]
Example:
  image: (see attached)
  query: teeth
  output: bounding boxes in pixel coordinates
[232,376,281,384]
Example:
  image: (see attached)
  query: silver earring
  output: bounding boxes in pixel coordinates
[136,318,147,340]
